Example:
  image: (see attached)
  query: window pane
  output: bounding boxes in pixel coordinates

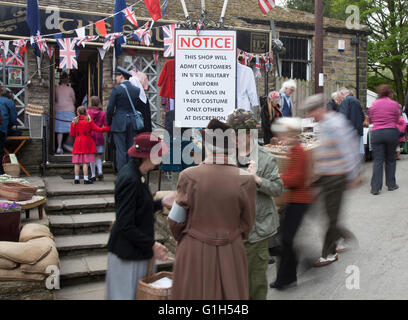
[282,61,291,78]
[293,62,307,80]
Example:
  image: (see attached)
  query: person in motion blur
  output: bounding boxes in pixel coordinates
[269,117,314,289]
[300,94,360,267]
[227,109,283,300]
[367,85,401,194]
[260,91,283,145]
[168,119,256,300]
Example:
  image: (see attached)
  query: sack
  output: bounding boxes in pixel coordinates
[121,83,145,131]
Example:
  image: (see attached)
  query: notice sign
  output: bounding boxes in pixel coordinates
[175,30,237,128]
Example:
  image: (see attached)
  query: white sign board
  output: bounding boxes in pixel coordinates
[175,29,237,128]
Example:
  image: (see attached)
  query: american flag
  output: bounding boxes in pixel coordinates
[162,24,175,57]
[122,7,138,27]
[76,36,99,48]
[103,33,123,50]
[258,0,275,14]
[57,38,78,69]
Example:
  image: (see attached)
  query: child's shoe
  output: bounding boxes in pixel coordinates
[84,179,93,184]
[74,179,80,184]
[98,174,104,181]
[90,176,96,182]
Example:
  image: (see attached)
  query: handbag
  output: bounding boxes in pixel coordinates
[121,83,145,131]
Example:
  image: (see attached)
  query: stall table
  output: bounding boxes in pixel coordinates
[4,136,31,177]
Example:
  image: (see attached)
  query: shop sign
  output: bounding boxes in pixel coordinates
[175,29,237,128]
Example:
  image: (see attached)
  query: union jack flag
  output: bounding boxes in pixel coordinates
[34,35,48,54]
[132,22,151,46]
[103,33,123,50]
[76,36,99,48]
[258,0,275,14]
[13,39,27,57]
[162,24,175,57]
[122,7,138,27]
[255,55,262,78]
[57,38,79,69]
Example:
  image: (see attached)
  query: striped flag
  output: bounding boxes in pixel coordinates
[162,24,175,57]
[57,38,79,70]
[258,0,275,14]
[122,7,138,27]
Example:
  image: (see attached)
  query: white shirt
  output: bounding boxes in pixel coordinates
[236,63,258,111]
[129,76,147,104]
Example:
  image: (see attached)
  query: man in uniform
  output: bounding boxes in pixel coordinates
[107,67,152,172]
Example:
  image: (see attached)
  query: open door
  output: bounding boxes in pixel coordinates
[50,48,102,155]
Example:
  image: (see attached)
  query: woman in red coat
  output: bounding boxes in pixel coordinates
[70,106,110,184]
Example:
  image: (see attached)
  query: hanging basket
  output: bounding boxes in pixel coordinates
[2,154,20,178]
[136,259,173,300]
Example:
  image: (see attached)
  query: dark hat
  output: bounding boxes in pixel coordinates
[115,66,132,79]
[127,132,169,159]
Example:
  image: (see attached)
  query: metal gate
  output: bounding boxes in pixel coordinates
[123,54,160,127]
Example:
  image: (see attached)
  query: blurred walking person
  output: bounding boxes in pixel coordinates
[227,110,283,299]
[260,91,283,145]
[168,119,256,300]
[269,118,314,289]
[368,85,401,194]
[301,94,360,267]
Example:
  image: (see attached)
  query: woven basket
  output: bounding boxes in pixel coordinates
[0,182,37,201]
[3,155,20,178]
[136,260,172,300]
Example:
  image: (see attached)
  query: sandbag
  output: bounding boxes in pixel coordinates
[19,223,54,243]
[21,237,59,275]
[0,257,18,270]
[0,240,52,265]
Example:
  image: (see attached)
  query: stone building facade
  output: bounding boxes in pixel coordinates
[0,0,368,174]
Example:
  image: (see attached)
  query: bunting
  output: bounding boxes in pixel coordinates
[103,33,123,50]
[95,20,108,38]
[162,24,176,57]
[132,22,151,46]
[57,38,79,69]
[144,0,162,21]
[76,36,99,48]
[122,7,139,27]
[255,55,262,78]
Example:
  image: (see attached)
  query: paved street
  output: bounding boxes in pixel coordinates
[267,155,408,300]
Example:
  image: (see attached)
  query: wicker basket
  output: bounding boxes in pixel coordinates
[2,155,20,178]
[0,182,37,201]
[136,259,172,300]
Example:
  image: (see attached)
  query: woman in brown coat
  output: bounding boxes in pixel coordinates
[168,119,256,300]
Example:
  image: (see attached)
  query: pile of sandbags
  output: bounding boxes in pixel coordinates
[0,224,59,281]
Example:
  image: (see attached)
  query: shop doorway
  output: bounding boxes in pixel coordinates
[50,48,102,155]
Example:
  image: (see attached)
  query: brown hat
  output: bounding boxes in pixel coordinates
[127,132,169,158]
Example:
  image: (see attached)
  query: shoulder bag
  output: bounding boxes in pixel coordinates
[120,83,145,131]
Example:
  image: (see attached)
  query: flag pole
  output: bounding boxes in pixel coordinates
[179,0,192,28]
[219,0,229,28]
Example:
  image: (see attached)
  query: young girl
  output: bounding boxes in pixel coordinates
[87,96,107,181]
[70,106,110,184]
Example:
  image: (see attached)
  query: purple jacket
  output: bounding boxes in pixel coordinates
[87,107,107,146]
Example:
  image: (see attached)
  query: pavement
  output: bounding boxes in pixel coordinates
[267,155,408,300]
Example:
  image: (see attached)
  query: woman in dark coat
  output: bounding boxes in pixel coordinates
[261,91,283,145]
[106,132,174,300]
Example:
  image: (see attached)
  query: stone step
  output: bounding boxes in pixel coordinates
[45,195,115,215]
[55,231,167,257]
[45,162,115,176]
[49,212,115,235]
[45,175,116,197]
[59,252,175,288]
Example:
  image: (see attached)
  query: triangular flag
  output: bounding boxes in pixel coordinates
[47,46,54,59]
[97,47,107,60]
[95,20,108,37]
[75,27,86,38]
[122,7,138,27]
[3,40,9,57]
[144,0,161,21]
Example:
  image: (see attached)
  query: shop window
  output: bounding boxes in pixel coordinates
[122,53,160,127]
[280,36,311,81]
[0,46,27,128]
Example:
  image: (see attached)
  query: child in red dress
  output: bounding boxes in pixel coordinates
[70,106,110,184]
[87,96,107,181]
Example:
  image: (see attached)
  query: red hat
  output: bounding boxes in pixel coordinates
[127,132,169,159]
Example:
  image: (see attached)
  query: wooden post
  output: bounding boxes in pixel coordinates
[314,0,324,94]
